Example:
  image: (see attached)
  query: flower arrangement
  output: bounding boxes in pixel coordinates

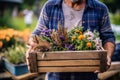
[68,27,104,50]
[32,23,103,52]
[0,28,30,51]
[0,28,30,64]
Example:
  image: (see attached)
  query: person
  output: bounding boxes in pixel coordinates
[26,0,116,80]
[23,8,33,27]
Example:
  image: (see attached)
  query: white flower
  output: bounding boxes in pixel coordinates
[93,38,104,50]
[84,30,95,41]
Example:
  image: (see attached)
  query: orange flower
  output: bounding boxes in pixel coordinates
[5,36,10,42]
[71,36,76,41]
[0,41,3,48]
[78,35,84,40]
[0,35,6,39]
[79,31,83,34]
[86,42,92,47]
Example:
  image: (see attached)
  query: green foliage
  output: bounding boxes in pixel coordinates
[114,33,120,42]
[12,16,37,31]
[23,0,35,7]
[21,0,47,10]
[100,0,120,13]
[0,9,16,29]
[110,11,120,25]
[5,44,26,65]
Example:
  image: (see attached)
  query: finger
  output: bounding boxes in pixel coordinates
[28,66,30,71]
[25,49,31,66]
[106,57,111,70]
[26,51,29,59]
[107,60,111,66]
[26,58,29,65]
[94,70,100,73]
[30,41,38,47]
[106,65,110,70]
[26,48,33,58]
[107,57,111,66]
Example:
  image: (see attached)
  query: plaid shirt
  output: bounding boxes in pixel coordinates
[33,0,115,45]
[32,0,115,80]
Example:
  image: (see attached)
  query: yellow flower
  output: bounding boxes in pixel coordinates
[71,36,76,41]
[0,41,3,48]
[75,29,80,33]
[78,35,84,40]
[86,42,92,47]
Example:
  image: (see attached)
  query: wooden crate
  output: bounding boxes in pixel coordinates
[28,50,107,73]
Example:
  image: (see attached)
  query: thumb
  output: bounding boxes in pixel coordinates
[107,57,111,66]
[106,56,111,70]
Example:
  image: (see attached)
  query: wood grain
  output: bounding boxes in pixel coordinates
[38,67,100,72]
[38,60,100,67]
[36,51,105,60]
[29,52,37,72]
[28,50,107,73]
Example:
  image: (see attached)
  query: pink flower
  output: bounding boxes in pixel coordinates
[84,30,95,41]
[93,38,104,50]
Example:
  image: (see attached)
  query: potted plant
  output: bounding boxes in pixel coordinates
[0,28,30,76]
[2,43,28,76]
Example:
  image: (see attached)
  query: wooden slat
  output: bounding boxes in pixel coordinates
[99,51,107,72]
[28,50,107,73]
[29,52,37,72]
[38,67,100,72]
[37,60,100,67]
[37,51,107,60]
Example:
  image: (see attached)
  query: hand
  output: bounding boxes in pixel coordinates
[106,56,111,70]
[26,37,38,58]
[26,48,31,70]
[26,37,37,70]
[94,56,112,73]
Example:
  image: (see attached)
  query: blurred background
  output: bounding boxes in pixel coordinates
[0,0,120,80]
[0,0,47,31]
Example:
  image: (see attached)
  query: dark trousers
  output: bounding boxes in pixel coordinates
[46,72,98,80]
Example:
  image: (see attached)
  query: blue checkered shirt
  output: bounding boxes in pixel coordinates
[32,0,115,45]
[32,0,115,80]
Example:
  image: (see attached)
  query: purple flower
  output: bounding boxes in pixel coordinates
[65,43,75,50]
[59,35,65,41]
[40,29,51,37]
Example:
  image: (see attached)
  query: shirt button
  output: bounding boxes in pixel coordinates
[82,21,85,23]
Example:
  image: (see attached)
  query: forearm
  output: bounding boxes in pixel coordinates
[103,42,115,58]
